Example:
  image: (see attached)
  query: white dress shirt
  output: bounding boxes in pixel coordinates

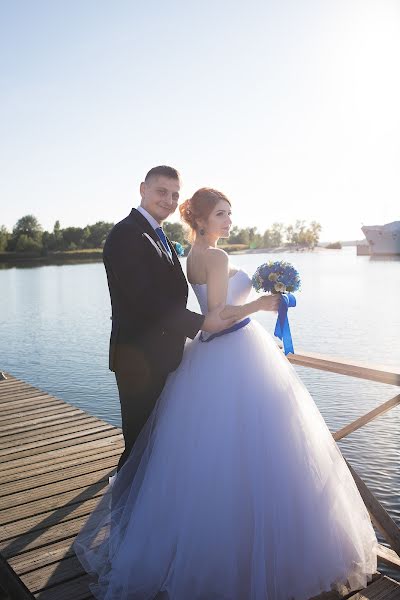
[137,205,161,231]
[137,205,173,260]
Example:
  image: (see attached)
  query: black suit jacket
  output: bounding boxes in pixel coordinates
[103,209,205,377]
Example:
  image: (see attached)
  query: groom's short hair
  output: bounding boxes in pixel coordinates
[144,165,180,183]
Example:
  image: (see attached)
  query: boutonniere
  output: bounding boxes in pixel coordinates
[173,241,185,256]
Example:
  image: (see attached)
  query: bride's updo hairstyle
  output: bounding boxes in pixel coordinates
[179,188,231,243]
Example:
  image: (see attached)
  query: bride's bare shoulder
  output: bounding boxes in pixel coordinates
[204,247,229,273]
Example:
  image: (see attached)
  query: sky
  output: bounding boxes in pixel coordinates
[1,0,399,242]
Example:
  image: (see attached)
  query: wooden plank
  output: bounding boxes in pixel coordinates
[0,481,107,526]
[0,416,106,448]
[0,414,95,442]
[333,394,400,441]
[0,462,115,511]
[0,397,64,415]
[0,433,122,476]
[287,351,400,386]
[0,409,88,434]
[349,576,400,599]
[0,450,119,496]
[1,511,105,558]
[10,537,79,575]
[0,423,115,459]
[0,440,123,484]
[34,573,94,600]
[0,381,43,393]
[0,402,82,427]
[1,495,104,545]
[0,381,38,393]
[0,378,25,387]
[0,377,17,385]
[0,387,53,400]
[0,375,29,384]
[1,513,108,570]
[0,428,121,465]
[0,390,52,403]
[21,555,86,594]
[346,460,400,557]
[377,543,400,570]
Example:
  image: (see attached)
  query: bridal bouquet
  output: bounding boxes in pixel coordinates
[251,260,301,294]
[252,260,300,355]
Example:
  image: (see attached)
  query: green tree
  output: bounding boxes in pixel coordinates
[13,215,42,240]
[227,226,240,244]
[0,226,10,252]
[163,221,185,245]
[41,231,54,253]
[285,224,295,246]
[52,220,64,250]
[86,221,114,248]
[262,229,273,248]
[270,222,284,247]
[15,234,42,252]
[284,220,322,249]
[246,228,263,249]
[228,226,250,245]
[309,221,322,248]
[62,227,89,250]
[294,220,307,246]
[8,215,43,251]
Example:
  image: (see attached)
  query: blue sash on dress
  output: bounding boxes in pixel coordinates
[199,317,251,343]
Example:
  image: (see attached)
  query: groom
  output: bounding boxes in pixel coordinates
[104,165,233,472]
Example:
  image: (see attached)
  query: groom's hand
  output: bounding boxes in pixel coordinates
[202,304,237,333]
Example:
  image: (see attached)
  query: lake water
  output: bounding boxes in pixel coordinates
[1,247,399,576]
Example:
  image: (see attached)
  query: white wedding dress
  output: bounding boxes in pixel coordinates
[74,268,378,600]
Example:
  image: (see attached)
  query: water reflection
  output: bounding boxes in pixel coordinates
[0,258,102,269]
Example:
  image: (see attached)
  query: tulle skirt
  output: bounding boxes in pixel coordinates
[74,319,378,600]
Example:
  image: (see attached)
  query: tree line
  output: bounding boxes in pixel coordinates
[0,215,322,254]
[225,220,321,249]
[163,220,322,250]
[0,215,114,253]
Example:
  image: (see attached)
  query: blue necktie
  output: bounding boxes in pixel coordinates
[155,227,172,259]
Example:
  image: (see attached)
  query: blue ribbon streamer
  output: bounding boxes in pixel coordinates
[274,293,296,355]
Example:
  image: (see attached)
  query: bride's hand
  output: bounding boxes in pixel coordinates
[257,293,281,312]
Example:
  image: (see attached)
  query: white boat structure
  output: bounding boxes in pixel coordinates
[361,221,400,256]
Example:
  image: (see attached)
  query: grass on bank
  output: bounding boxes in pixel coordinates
[0,249,104,262]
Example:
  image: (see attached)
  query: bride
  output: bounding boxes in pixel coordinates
[74,188,378,600]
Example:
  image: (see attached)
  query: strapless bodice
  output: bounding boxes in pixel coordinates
[191,268,252,315]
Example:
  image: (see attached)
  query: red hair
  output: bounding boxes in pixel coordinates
[179,188,231,243]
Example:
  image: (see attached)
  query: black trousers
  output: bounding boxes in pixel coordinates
[114,368,168,473]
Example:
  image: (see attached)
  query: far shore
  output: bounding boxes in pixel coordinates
[0,245,351,266]
[0,249,103,266]
[229,245,340,255]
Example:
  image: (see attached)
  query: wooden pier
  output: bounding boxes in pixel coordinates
[0,353,400,599]
[0,372,123,599]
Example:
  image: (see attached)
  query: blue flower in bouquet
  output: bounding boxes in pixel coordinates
[173,241,185,257]
[252,260,301,294]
